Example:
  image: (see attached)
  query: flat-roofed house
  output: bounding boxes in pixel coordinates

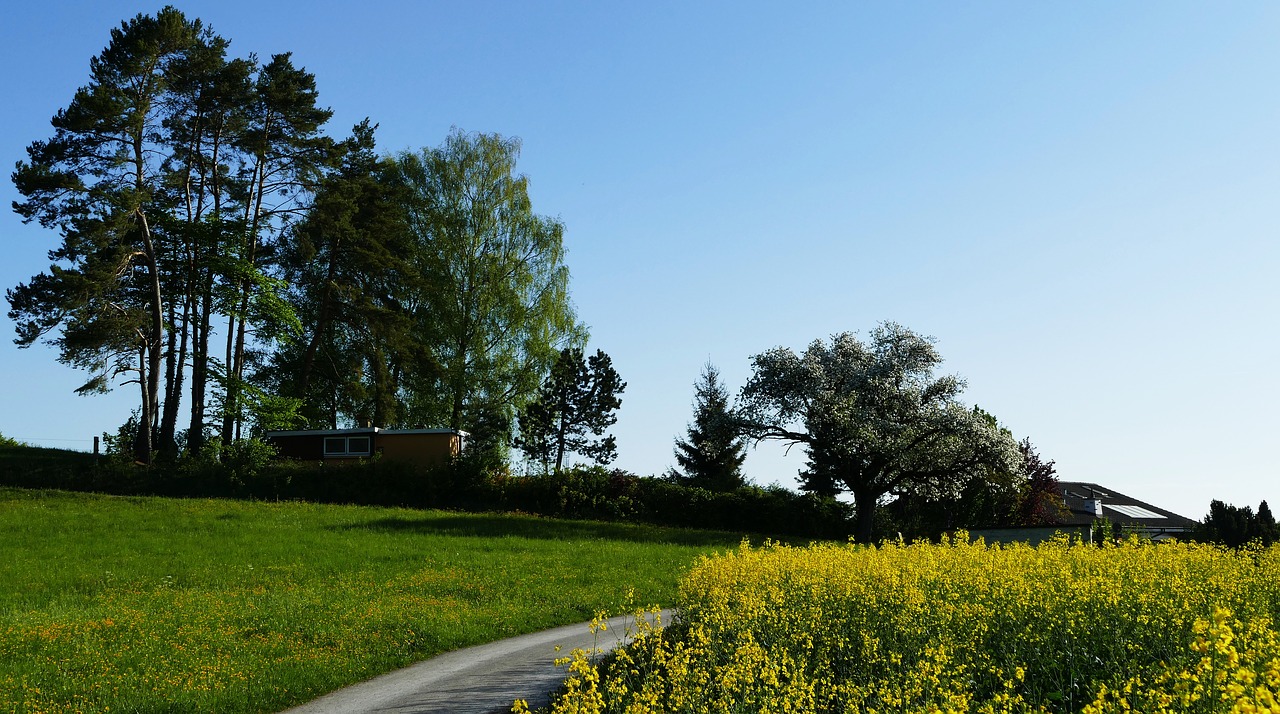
[265,428,467,468]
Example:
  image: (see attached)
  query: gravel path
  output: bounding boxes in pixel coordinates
[280,610,670,714]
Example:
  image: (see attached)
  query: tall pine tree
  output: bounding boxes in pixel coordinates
[9,8,205,462]
[671,363,746,491]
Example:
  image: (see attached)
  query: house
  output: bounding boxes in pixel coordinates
[1055,481,1198,540]
[970,481,1199,545]
[264,427,468,468]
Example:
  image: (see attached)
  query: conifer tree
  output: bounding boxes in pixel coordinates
[1257,500,1278,547]
[9,8,205,462]
[671,363,746,491]
[515,347,625,475]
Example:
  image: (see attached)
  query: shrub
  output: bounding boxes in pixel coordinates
[0,442,851,540]
[0,432,26,448]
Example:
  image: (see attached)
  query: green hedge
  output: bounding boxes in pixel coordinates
[0,444,852,540]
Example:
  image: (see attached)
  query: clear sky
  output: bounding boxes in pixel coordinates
[2,2,1277,520]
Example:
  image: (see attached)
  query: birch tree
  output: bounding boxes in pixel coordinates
[389,130,585,455]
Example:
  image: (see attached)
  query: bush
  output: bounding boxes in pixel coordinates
[495,466,852,539]
[0,432,26,448]
[0,442,852,540]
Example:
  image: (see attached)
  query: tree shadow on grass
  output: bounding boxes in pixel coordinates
[333,512,753,547]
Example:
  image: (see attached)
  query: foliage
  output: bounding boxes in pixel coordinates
[101,412,144,464]
[0,432,25,449]
[0,489,746,713]
[669,363,747,492]
[200,437,279,485]
[265,120,420,430]
[11,11,599,471]
[737,323,1020,542]
[8,8,207,462]
[516,348,626,475]
[549,537,1280,713]
[885,435,1066,539]
[388,130,586,458]
[1012,437,1065,526]
[0,443,849,540]
[497,466,851,540]
[1197,499,1280,548]
[7,8,335,460]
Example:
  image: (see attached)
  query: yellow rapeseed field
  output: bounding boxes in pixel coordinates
[544,535,1280,713]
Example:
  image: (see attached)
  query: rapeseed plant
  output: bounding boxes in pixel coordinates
[546,536,1280,713]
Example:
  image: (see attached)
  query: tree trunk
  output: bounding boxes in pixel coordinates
[220,311,237,448]
[159,287,190,454]
[228,155,269,444]
[450,336,468,432]
[188,281,211,453]
[298,240,341,398]
[853,489,879,544]
[134,346,153,464]
[159,298,179,454]
[191,122,225,455]
[136,209,164,465]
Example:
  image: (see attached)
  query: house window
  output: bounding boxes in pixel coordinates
[324,436,373,457]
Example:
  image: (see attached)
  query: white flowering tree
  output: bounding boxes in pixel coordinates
[737,322,1020,542]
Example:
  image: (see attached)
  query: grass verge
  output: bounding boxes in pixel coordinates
[0,488,751,713]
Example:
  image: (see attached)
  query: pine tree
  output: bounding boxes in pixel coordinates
[672,363,747,491]
[515,348,625,475]
[9,8,206,463]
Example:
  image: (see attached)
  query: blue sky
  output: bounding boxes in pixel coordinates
[2,3,1277,520]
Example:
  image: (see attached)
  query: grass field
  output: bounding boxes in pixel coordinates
[0,487,752,713]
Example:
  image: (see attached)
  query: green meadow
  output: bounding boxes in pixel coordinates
[0,488,748,713]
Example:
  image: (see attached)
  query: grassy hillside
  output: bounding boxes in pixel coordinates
[0,488,750,713]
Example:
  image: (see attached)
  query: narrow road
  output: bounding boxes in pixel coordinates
[280,610,670,714]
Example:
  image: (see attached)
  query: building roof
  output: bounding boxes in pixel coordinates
[265,427,469,438]
[1057,481,1199,531]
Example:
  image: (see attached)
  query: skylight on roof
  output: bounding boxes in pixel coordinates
[1104,504,1165,519]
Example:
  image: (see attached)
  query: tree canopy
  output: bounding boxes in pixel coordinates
[8,8,341,461]
[387,130,585,457]
[9,10,586,469]
[737,323,1020,542]
[1196,500,1279,547]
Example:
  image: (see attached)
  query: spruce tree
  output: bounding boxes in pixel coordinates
[672,363,747,491]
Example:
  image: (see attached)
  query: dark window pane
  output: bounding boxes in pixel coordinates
[348,437,371,455]
[324,438,347,455]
